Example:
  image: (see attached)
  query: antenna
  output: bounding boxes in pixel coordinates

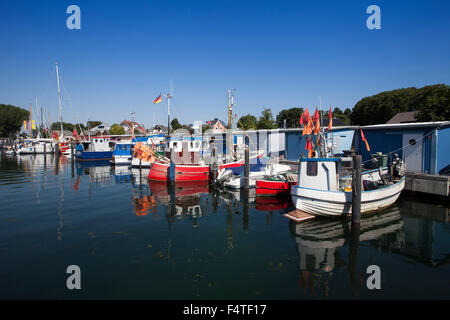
[227,89,236,129]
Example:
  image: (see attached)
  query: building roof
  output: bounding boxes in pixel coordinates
[361,121,450,130]
[121,120,146,134]
[386,111,418,124]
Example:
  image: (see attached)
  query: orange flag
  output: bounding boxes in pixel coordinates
[314,119,320,135]
[360,129,370,152]
[328,107,332,130]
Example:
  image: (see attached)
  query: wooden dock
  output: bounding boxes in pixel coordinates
[283,209,315,222]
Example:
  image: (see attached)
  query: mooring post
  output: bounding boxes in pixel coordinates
[71,143,75,178]
[55,143,60,160]
[244,136,250,190]
[352,155,362,224]
[43,142,46,155]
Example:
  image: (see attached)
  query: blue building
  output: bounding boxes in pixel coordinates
[356,122,450,175]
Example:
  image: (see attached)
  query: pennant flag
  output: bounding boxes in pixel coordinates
[312,108,319,122]
[314,119,320,135]
[360,129,370,152]
[305,138,314,158]
[328,107,333,130]
[302,119,313,136]
[153,94,162,104]
[23,120,27,131]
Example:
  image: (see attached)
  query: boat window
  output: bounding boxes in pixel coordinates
[306,161,318,176]
[100,139,103,143]
[409,139,416,145]
[94,139,98,143]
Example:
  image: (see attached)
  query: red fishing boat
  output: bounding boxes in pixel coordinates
[256,176,297,196]
[148,161,211,182]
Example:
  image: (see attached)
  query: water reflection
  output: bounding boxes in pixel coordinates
[289,208,403,297]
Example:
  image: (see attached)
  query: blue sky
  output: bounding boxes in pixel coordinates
[0,0,449,128]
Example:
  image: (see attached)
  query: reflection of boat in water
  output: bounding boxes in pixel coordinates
[112,165,131,183]
[76,161,111,182]
[147,180,209,219]
[289,207,403,296]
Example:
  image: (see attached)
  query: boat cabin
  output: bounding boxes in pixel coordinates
[297,158,340,191]
[165,136,203,165]
[79,136,112,152]
[113,142,132,156]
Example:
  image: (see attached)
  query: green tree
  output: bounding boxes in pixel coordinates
[110,124,125,135]
[257,108,277,129]
[276,107,304,128]
[52,122,74,132]
[351,84,449,125]
[0,104,29,137]
[86,121,103,129]
[170,118,182,130]
[238,114,258,130]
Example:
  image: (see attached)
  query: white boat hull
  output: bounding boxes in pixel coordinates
[113,155,132,165]
[291,177,405,217]
[131,157,152,167]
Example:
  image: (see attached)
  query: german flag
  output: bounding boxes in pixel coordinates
[153,94,162,104]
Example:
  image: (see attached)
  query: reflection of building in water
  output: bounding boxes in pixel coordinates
[289,208,403,297]
[370,200,450,267]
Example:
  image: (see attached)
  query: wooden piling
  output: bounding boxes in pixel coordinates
[244,136,250,190]
[352,155,362,224]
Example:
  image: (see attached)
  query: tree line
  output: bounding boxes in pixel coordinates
[1,84,448,137]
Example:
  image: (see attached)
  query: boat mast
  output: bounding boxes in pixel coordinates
[29,103,32,137]
[167,81,173,135]
[55,63,64,138]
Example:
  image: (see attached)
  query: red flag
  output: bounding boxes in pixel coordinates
[312,108,319,122]
[305,138,314,158]
[328,107,333,130]
[360,129,370,152]
[72,129,78,139]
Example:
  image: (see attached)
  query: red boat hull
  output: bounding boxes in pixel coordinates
[256,179,296,196]
[148,161,210,182]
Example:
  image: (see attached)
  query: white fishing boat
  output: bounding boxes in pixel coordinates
[111,141,133,165]
[16,138,55,154]
[291,156,406,217]
[222,161,292,189]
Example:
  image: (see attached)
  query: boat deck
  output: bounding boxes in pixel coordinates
[283,209,315,222]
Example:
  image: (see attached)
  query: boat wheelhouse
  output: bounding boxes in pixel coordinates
[112,142,133,165]
[291,157,405,217]
[75,136,113,161]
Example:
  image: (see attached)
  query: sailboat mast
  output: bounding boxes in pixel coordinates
[29,103,32,137]
[55,63,64,137]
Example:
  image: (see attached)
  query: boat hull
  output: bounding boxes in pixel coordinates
[148,161,210,182]
[291,177,405,217]
[112,155,132,165]
[256,179,296,196]
[131,157,153,167]
[75,150,113,161]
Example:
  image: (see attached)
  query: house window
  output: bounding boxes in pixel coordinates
[306,161,318,176]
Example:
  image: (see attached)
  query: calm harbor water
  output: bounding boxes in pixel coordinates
[0,152,449,300]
